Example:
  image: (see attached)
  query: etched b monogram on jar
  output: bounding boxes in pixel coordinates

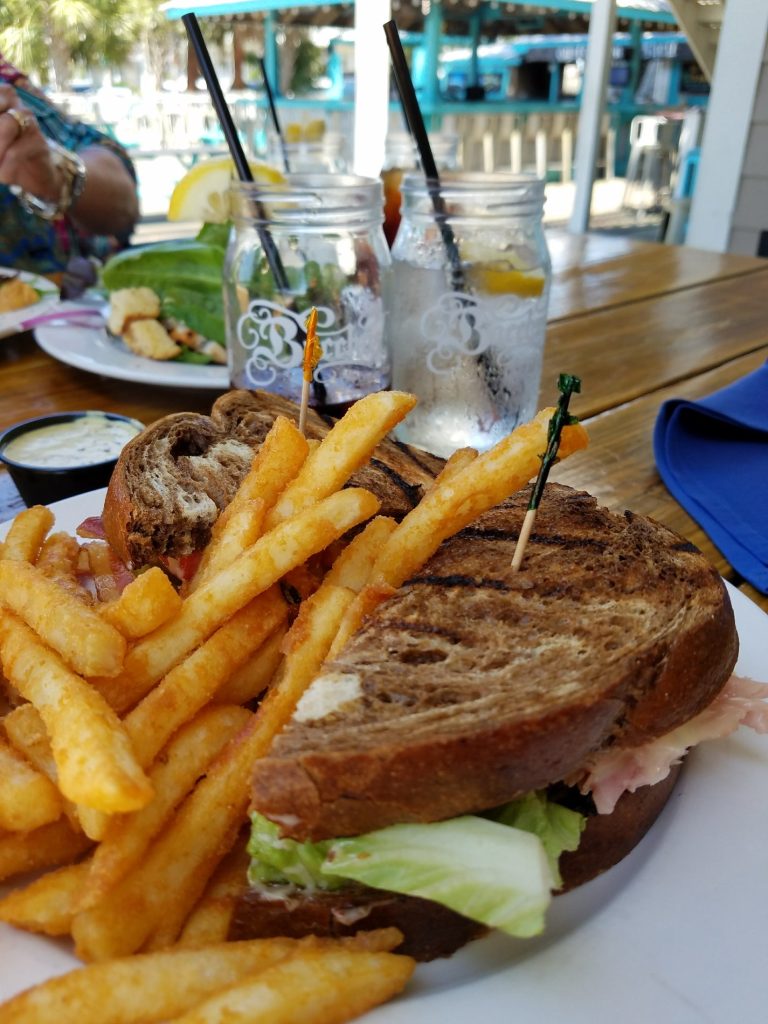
[387,172,551,458]
[224,175,391,412]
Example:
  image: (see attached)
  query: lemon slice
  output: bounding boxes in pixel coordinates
[167,158,285,223]
[470,264,546,298]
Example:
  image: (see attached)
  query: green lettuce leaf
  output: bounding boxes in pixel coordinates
[247,813,342,891]
[101,232,227,344]
[492,791,585,887]
[322,816,553,938]
[248,793,585,938]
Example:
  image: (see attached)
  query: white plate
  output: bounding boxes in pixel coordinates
[0,271,59,340]
[1,489,767,1022]
[34,322,229,391]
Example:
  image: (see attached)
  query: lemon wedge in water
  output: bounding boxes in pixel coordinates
[469,263,546,298]
[167,158,286,223]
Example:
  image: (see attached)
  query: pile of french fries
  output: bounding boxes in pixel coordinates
[0,390,588,1023]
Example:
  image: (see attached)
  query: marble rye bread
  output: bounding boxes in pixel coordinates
[102,389,442,569]
[250,485,738,842]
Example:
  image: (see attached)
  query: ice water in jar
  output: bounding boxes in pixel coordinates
[387,172,551,457]
[224,174,391,413]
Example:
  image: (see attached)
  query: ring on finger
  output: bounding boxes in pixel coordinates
[3,107,32,138]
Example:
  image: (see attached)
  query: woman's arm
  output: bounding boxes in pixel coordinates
[0,84,139,238]
[69,144,139,238]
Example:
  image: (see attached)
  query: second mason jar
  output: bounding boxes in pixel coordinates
[387,172,552,458]
[225,174,391,411]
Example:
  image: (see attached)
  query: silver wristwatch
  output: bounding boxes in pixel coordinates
[11,140,87,221]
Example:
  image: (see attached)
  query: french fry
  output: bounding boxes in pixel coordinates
[372,408,587,590]
[0,505,53,562]
[321,516,396,593]
[122,590,287,765]
[0,859,91,935]
[188,498,266,595]
[86,541,122,603]
[223,415,309,520]
[74,670,344,961]
[108,488,379,709]
[264,391,417,530]
[2,702,57,777]
[163,948,415,1024]
[0,559,126,678]
[172,836,251,949]
[98,566,182,639]
[327,581,396,661]
[2,702,82,830]
[0,818,91,883]
[0,934,403,1024]
[0,734,63,831]
[213,623,287,705]
[35,531,92,603]
[77,524,396,957]
[332,410,589,645]
[189,415,309,596]
[424,445,478,494]
[82,605,274,838]
[81,705,253,909]
[0,612,153,813]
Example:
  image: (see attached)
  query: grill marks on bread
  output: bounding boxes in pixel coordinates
[250,485,738,841]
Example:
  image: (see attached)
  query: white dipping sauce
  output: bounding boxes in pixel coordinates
[3,415,141,469]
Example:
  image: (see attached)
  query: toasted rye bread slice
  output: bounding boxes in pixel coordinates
[102,390,442,568]
[250,485,738,841]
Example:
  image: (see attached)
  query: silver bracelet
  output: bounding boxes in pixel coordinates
[10,140,87,221]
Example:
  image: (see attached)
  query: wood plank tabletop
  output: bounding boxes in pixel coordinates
[2,231,766,617]
[548,244,768,322]
[542,269,768,417]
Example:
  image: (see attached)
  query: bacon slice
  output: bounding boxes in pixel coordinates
[582,675,768,814]
[77,515,107,540]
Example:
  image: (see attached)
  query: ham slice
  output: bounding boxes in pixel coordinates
[582,675,768,814]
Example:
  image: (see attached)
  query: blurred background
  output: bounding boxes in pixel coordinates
[2,0,761,257]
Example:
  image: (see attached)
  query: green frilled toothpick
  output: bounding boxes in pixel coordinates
[511,373,582,571]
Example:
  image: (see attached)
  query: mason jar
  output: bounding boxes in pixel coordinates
[266,133,348,174]
[381,131,460,247]
[225,174,391,411]
[387,172,551,458]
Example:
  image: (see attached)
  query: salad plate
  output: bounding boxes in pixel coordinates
[0,491,767,1022]
[0,270,60,340]
[34,322,228,391]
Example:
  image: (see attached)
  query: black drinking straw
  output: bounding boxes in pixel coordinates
[258,57,291,173]
[183,13,291,294]
[383,20,465,291]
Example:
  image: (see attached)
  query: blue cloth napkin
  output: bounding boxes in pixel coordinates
[653,359,768,594]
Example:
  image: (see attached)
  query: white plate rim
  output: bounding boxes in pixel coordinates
[0,489,767,1022]
[34,322,229,391]
[0,271,60,340]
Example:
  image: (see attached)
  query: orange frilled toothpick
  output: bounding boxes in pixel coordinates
[298,307,323,436]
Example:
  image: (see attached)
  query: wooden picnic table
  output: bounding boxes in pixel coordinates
[1,228,767,611]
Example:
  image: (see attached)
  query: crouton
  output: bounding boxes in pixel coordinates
[108,287,161,335]
[122,319,181,361]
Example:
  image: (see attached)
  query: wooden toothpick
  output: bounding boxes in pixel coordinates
[511,373,582,572]
[298,307,322,436]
